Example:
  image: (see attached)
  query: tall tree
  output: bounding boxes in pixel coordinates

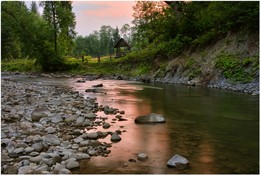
[30,1,39,14]
[112,27,121,45]
[120,24,131,42]
[132,1,167,46]
[42,1,59,52]
[41,1,76,56]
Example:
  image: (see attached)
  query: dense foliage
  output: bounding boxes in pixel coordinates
[2,1,258,78]
[130,1,259,57]
[1,1,76,71]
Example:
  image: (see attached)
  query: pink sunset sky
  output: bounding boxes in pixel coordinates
[72,1,136,36]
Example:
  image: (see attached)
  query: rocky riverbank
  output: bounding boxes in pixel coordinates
[1,78,126,174]
[3,71,259,95]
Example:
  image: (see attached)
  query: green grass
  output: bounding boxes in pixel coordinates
[64,51,156,76]
[1,58,38,72]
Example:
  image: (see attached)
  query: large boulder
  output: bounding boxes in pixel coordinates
[135,113,166,124]
[167,154,189,168]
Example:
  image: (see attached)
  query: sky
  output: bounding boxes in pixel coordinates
[72,1,136,36]
[25,1,136,36]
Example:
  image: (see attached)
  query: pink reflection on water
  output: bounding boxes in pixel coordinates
[70,80,172,173]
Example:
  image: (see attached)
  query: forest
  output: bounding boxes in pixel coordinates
[1,1,259,75]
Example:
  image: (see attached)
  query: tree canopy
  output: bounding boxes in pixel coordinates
[1,1,76,71]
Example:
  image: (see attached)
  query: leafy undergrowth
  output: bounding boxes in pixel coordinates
[215,53,259,83]
[1,59,38,72]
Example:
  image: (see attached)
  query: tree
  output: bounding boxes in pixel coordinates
[41,1,76,56]
[132,1,167,46]
[120,24,131,42]
[112,27,121,45]
[1,2,24,60]
[30,1,39,14]
[2,1,77,71]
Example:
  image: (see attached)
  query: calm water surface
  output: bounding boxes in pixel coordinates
[2,74,259,174]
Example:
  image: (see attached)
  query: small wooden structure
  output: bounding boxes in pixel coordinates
[114,38,131,58]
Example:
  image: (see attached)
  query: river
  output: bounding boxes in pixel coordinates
[2,73,259,174]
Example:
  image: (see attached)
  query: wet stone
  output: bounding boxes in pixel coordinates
[137,153,148,161]
[32,143,44,152]
[102,122,110,129]
[13,147,24,154]
[167,154,189,168]
[8,152,19,158]
[111,133,121,142]
[87,132,98,139]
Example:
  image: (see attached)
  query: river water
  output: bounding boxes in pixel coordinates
[2,74,259,174]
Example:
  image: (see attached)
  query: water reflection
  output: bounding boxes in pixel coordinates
[2,74,258,174]
[73,81,258,174]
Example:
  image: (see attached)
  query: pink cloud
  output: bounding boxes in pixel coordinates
[72,1,135,35]
[81,1,134,18]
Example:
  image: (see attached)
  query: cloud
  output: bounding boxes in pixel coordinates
[81,1,134,18]
[73,1,109,11]
[72,1,135,35]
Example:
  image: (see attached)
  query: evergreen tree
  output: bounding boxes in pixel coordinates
[30,1,39,14]
[112,27,121,45]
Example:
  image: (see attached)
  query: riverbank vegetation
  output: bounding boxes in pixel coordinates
[1,1,259,84]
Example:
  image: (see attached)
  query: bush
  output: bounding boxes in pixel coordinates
[215,54,258,83]
[1,59,37,72]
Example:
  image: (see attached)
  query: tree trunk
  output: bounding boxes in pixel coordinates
[51,2,57,52]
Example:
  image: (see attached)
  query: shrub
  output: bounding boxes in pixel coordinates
[215,54,258,83]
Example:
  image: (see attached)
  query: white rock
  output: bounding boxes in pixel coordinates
[45,127,56,134]
[71,144,79,149]
[137,153,148,161]
[167,154,189,167]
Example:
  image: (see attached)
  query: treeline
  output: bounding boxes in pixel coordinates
[73,24,134,58]
[1,1,76,71]
[2,1,258,72]
[129,1,259,58]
